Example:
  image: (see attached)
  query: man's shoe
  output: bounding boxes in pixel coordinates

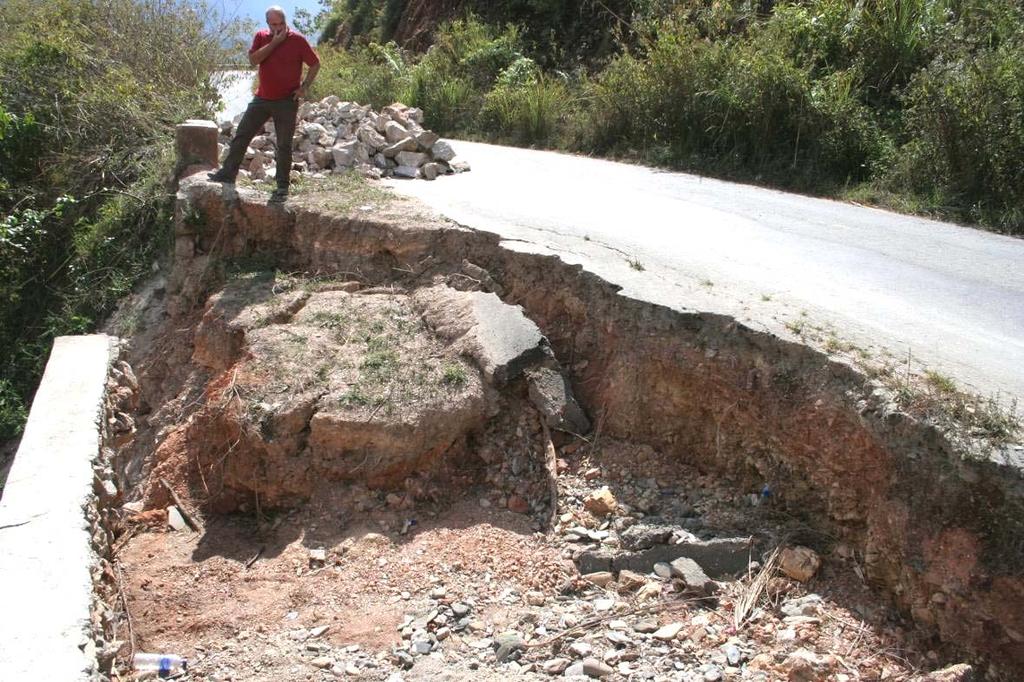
[269,187,289,203]
[207,170,235,183]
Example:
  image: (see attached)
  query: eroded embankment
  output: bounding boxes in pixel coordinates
[127,175,1024,674]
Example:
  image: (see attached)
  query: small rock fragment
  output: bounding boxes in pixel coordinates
[781,594,823,618]
[581,658,614,677]
[494,631,525,662]
[543,657,571,674]
[780,546,821,582]
[652,622,684,640]
[568,641,593,658]
[923,664,975,681]
[308,548,327,567]
[636,582,662,601]
[431,140,456,162]
[633,620,659,634]
[508,495,530,514]
[582,571,615,587]
[166,506,189,532]
[616,570,646,591]
[783,648,833,682]
[584,488,618,517]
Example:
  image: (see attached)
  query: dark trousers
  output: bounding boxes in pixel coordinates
[220,96,299,188]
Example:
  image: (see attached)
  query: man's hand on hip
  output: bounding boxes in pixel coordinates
[294,86,307,101]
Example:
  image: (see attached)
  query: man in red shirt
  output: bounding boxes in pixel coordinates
[209,6,320,202]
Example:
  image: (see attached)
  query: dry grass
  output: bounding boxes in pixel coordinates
[732,546,780,630]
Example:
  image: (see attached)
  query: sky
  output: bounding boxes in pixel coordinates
[201,0,328,34]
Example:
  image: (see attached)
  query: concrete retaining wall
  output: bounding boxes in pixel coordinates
[0,335,118,681]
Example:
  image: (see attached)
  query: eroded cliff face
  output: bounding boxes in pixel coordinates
[392,0,463,50]
[325,0,462,50]
[116,174,1024,674]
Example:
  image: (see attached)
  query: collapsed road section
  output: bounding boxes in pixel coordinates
[85,130,1024,680]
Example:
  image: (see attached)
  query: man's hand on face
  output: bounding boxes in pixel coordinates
[270,25,289,45]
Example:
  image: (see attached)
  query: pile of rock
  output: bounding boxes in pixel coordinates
[218,97,470,182]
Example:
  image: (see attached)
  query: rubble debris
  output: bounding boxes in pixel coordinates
[110,184,1011,680]
[219,98,470,182]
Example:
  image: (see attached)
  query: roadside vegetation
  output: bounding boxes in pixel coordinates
[0,0,238,439]
[311,0,1024,234]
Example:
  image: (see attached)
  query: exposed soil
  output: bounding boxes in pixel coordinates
[97,175,1022,680]
[119,440,934,681]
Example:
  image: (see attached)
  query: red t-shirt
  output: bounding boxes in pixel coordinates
[250,29,319,100]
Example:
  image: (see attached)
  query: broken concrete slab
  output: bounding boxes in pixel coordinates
[669,557,716,594]
[412,285,547,386]
[665,537,753,577]
[576,536,753,579]
[526,365,591,434]
[618,522,675,551]
[162,285,493,509]
[576,549,615,575]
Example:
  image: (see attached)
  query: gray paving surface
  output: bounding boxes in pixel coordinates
[389,140,1024,403]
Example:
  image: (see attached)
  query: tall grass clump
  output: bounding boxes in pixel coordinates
[402,17,525,132]
[582,11,889,185]
[479,58,572,145]
[314,41,411,108]
[890,1,1024,232]
[0,0,234,439]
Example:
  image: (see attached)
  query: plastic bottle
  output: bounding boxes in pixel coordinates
[132,652,188,678]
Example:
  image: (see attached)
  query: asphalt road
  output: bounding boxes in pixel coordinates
[387,141,1024,403]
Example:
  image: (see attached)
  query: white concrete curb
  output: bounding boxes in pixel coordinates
[0,335,117,680]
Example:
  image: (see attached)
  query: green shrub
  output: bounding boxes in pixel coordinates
[395,18,526,132]
[0,378,27,440]
[582,16,889,184]
[480,74,571,145]
[313,42,410,107]
[896,42,1024,232]
[0,0,232,439]
[846,0,949,104]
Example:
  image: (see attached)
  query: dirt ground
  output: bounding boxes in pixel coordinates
[116,439,943,681]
